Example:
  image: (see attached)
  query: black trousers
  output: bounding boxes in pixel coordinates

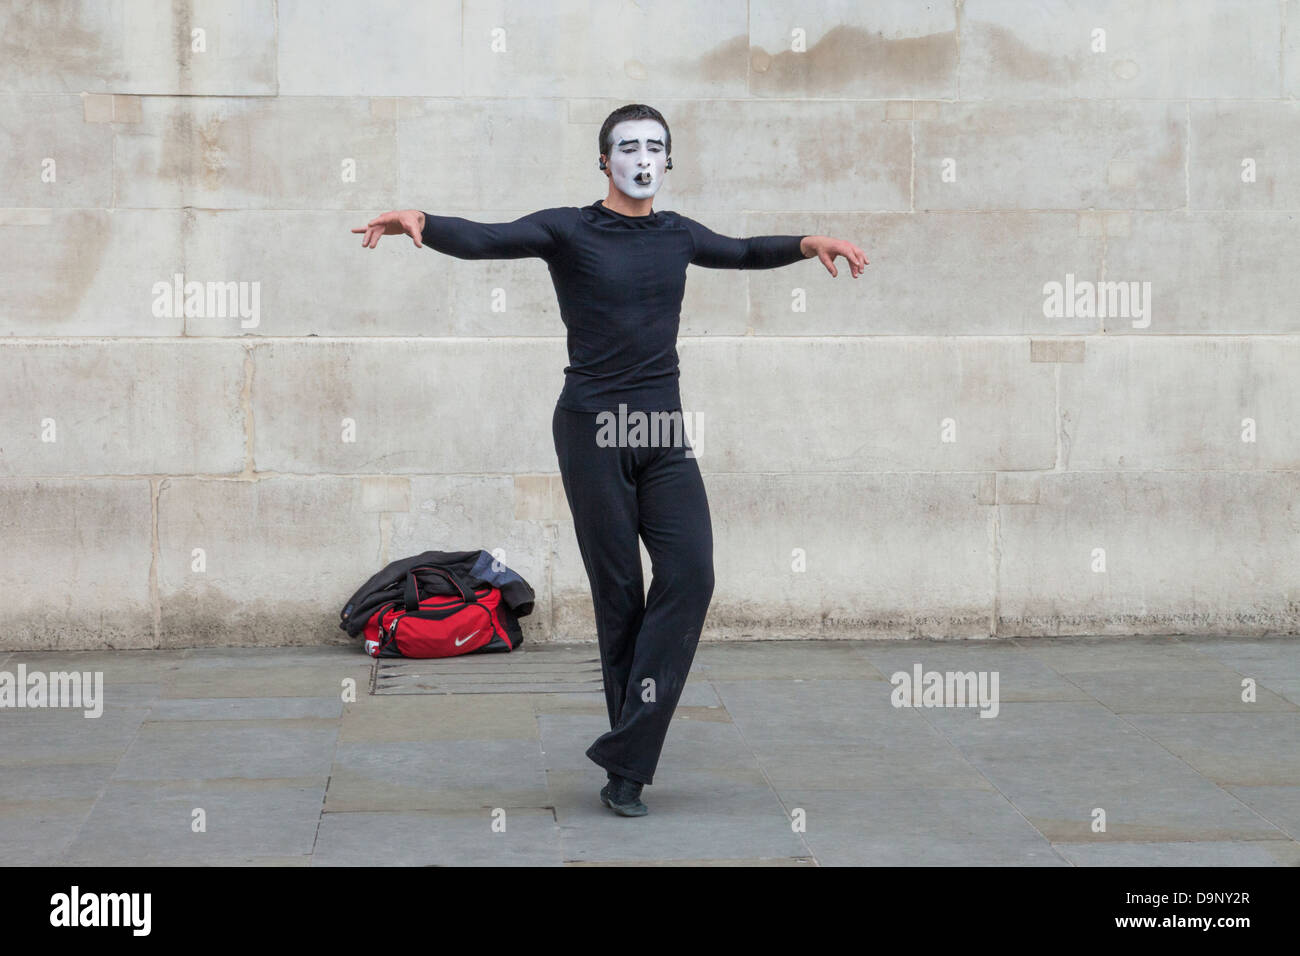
[551,403,715,785]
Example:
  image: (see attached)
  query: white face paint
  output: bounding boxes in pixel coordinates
[605,119,669,200]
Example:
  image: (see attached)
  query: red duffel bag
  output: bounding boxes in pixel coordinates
[361,564,522,659]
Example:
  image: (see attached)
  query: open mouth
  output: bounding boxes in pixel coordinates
[634,172,652,185]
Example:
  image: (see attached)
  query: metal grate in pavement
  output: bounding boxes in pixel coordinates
[372,643,604,695]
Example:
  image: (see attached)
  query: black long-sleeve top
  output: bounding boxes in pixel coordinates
[420,199,808,412]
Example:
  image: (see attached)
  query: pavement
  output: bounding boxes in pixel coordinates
[1,635,1297,866]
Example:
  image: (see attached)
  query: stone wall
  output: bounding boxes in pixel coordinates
[2,1,1296,648]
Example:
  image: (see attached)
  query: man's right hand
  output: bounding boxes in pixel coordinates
[352,210,425,248]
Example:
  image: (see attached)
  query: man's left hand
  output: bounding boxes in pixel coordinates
[801,236,869,278]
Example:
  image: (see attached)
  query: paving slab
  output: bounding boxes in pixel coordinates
[312,808,562,866]
[1223,786,1300,841]
[714,678,922,748]
[2,639,1297,865]
[184,646,361,667]
[0,673,163,710]
[690,640,887,680]
[1053,840,1300,867]
[564,856,816,866]
[652,714,757,773]
[0,674,167,709]
[921,701,1209,790]
[751,742,996,792]
[528,680,721,715]
[1061,667,1298,714]
[526,692,610,717]
[786,788,1068,866]
[164,665,368,699]
[671,705,734,722]
[716,679,994,789]
[0,706,151,766]
[550,767,810,864]
[660,680,723,707]
[0,799,95,864]
[148,697,343,721]
[90,682,168,706]
[860,642,1091,702]
[0,762,114,804]
[1013,636,1227,673]
[1124,713,1300,785]
[1262,679,1300,706]
[62,777,327,865]
[152,856,312,867]
[1173,637,1300,680]
[111,719,340,781]
[339,692,537,742]
[536,713,621,773]
[990,780,1284,844]
[3,650,190,683]
[324,739,549,812]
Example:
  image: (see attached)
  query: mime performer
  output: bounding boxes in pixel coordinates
[354,103,868,817]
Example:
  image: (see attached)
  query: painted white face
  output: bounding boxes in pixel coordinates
[606,119,669,200]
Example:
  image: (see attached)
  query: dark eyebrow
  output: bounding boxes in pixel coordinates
[617,137,665,147]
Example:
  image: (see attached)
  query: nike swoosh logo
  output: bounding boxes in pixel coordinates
[455,629,481,647]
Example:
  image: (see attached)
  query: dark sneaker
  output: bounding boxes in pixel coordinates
[599,773,648,817]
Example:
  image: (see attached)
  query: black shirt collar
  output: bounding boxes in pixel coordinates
[593,198,658,220]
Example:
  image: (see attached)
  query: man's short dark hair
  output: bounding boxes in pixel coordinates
[599,104,671,160]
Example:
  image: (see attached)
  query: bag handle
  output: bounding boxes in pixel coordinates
[403,565,476,613]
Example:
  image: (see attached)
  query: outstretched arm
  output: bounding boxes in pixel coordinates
[684,216,807,270]
[682,215,868,277]
[353,208,568,260]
